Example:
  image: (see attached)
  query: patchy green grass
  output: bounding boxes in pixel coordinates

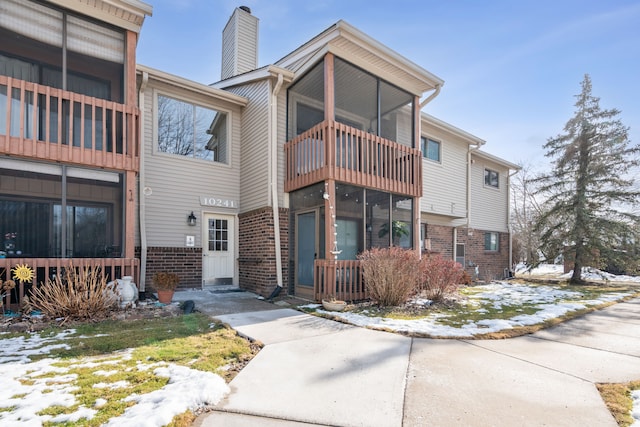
[1,313,259,427]
[597,380,640,426]
[34,314,216,360]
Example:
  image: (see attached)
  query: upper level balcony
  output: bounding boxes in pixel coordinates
[285,119,422,197]
[0,75,139,172]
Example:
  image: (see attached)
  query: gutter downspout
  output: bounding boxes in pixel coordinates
[466,142,484,231]
[466,141,484,277]
[507,169,519,276]
[416,84,442,258]
[270,73,285,294]
[138,71,149,293]
[419,84,441,109]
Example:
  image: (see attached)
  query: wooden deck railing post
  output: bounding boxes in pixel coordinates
[0,75,139,173]
[0,257,140,311]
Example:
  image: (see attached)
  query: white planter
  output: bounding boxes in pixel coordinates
[116,276,137,307]
[322,299,347,312]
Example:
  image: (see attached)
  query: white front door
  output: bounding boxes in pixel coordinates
[203,214,235,285]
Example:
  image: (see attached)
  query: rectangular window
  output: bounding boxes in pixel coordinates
[484,232,499,251]
[208,219,228,251]
[421,137,441,162]
[0,164,123,258]
[484,168,499,188]
[456,243,465,267]
[157,94,228,163]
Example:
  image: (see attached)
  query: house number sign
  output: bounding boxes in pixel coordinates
[200,196,238,208]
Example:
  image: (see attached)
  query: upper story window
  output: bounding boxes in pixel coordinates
[157,94,229,163]
[421,137,441,162]
[484,168,499,188]
[0,0,125,102]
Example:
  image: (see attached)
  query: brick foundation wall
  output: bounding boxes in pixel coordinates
[421,225,510,281]
[425,224,454,259]
[457,228,510,281]
[142,247,202,290]
[238,207,289,297]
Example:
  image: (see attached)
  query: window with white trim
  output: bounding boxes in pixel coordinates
[157,94,228,163]
[421,136,441,162]
[484,168,499,188]
[484,232,499,251]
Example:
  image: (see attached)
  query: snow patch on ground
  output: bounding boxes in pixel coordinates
[315,281,633,338]
[0,331,230,426]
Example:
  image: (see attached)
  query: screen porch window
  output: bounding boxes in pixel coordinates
[0,0,125,102]
[0,160,123,258]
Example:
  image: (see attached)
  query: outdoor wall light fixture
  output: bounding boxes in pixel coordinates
[187,211,197,226]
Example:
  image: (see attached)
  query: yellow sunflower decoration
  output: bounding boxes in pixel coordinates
[12,264,34,284]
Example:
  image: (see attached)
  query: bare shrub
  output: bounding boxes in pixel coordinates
[419,254,465,302]
[358,247,419,307]
[28,263,118,322]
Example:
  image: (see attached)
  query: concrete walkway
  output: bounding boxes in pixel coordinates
[179,291,640,426]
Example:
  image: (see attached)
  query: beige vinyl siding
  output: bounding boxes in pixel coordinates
[235,11,258,74]
[221,14,236,79]
[420,126,468,219]
[141,81,242,247]
[470,156,509,232]
[225,80,271,213]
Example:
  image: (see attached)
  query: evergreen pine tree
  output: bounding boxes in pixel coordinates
[534,75,640,283]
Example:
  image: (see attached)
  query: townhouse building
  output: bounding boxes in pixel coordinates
[1,2,518,307]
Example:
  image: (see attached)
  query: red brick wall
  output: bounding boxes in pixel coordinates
[143,247,202,290]
[238,207,289,297]
[421,225,510,281]
[425,224,454,259]
[457,228,510,281]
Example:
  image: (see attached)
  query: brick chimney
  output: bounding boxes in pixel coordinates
[221,6,258,80]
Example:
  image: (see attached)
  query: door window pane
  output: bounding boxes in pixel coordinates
[209,219,229,251]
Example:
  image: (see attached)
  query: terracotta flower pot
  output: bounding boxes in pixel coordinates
[157,289,175,304]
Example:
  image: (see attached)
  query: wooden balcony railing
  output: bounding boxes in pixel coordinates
[1,257,140,312]
[314,259,367,302]
[285,119,422,197]
[0,75,139,171]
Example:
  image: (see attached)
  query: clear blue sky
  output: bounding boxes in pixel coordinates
[137,0,640,169]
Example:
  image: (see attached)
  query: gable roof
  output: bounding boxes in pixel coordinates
[216,20,444,97]
[473,150,521,171]
[422,113,485,146]
[48,0,153,33]
[137,64,248,107]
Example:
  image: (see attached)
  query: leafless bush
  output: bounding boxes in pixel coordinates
[28,263,118,322]
[418,254,465,302]
[358,247,419,307]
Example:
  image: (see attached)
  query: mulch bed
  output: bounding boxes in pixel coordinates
[1,300,184,333]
